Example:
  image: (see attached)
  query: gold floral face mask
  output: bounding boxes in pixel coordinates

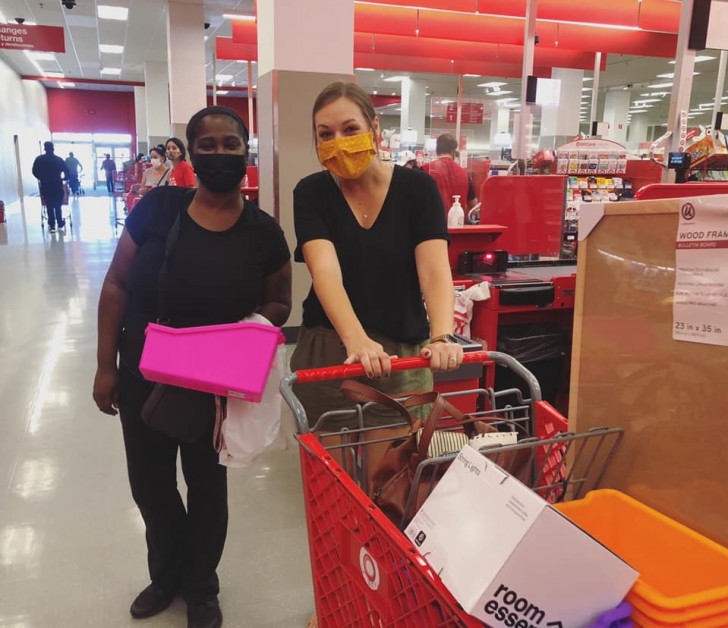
[317,132,377,179]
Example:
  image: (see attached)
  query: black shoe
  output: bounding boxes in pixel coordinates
[187,598,222,628]
[130,583,175,619]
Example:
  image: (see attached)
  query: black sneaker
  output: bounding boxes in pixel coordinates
[49,227,57,234]
[187,598,222,628]
[130,583,175,619]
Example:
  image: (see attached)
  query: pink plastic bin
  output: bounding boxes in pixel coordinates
[139,322,284,402]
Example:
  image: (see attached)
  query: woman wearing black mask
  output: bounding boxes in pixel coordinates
[92,106,291,628]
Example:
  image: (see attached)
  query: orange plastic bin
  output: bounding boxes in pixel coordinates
[556,490,728,624]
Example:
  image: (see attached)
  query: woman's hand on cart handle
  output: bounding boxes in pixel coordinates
[343,336,397,378]
[295,351,489,383]
[93,366,120,415]
[421,338,464,373]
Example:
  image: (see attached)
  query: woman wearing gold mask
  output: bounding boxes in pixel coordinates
[290,81,463,435]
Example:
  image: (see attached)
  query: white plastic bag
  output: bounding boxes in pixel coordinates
[453,282,490,337]
[218,344,287,468]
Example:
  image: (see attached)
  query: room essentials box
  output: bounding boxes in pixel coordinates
[404,445,638,627]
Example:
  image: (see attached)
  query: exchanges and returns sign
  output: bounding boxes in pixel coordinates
[0,24,65,53]
[446,102,484,125]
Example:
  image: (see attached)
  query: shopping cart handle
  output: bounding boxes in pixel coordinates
[294,350,490,384]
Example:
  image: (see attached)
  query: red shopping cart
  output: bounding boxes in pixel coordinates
[281,351,625,627]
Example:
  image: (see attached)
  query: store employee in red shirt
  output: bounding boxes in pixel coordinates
[423,133,477,211]
[165,137,197,188]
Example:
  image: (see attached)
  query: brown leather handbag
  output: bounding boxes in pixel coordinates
[340,380,529,528]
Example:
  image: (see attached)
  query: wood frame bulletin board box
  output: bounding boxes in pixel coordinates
[570,196,728,548]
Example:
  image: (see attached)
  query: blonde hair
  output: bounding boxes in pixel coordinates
[311,81,377,141]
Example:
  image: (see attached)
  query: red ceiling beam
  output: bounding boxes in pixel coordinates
[360,0,680,32]
[354,33,607,70]
[354,53,553,78]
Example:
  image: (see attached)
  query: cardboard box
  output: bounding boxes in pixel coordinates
[405,446,638,628]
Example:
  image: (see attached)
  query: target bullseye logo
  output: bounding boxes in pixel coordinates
[359,547,380,591]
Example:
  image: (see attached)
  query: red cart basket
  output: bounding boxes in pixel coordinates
[281,351,624,627]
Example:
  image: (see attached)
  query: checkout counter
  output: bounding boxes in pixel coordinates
[446,175,578,416]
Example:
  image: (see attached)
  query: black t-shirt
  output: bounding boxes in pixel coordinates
[293,165,448,344]
[120,186,290,370]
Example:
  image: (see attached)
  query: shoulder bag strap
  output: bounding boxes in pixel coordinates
[156,167,171,187]
[156,207,184,324]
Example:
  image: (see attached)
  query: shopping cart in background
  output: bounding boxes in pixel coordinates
[40,182,73,232]
[281,351,625,627]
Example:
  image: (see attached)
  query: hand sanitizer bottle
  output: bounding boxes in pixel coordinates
[447,195,464,228]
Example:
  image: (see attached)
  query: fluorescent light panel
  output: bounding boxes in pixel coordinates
[215,74,233,82]
[478,81,506,88]
[100,67,121,75]
[26,51,55,61]
[99,44,124,54]
[356,67,375,71]
[222,14,255,21]
[383,75,408,82]
[649,82,673,88]
[669,55,715,64]
[216,90,229,95]
[98,5,129,20]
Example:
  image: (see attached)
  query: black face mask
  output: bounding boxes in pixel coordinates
[192,153,247,194]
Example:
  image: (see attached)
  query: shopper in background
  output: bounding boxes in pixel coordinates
[290,81,463,434]
[396,149,418,169]
[32,141,69,234]
[100,153,117,195]
[166,137,197,188]
[93,105,291,628]
[423,133,477,211]
[65,151,83,194]
[141,145,171,190]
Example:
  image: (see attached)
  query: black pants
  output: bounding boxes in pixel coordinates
[106,174,114,194]
[118,367,228,602]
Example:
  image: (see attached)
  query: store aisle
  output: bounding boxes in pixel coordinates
[0,196,313,627]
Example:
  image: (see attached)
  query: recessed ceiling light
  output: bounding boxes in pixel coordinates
[582,87,592,92]
[58,81,76,88]
[391,91,396,95]
[216,90,229,95]
[477,81,507,88]
[100,67,121,75]
[657,72,700,79]
[583,77,593,82]
[384,75,408,82]
[44,72,64,78]
[373,90,378,95]
[633,99,661,104]
[356,67,375,71]
[630,109,649,113]
[489,90,513,96]
[649,82,673,89]
[215,74,233,83]
[99,44,124,54]
[463,74,481,77]
[98,5,129,20]
[222,13,255,20]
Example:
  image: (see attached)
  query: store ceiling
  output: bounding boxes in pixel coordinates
[0,0,726,132]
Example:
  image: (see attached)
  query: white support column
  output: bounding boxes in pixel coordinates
[712,50,727,135]
[167,0,207,141]
[604,91,631,144]
[133,86,148,155]
[590,52,602,126]
[247,62,255,139]
[400,77,426,146]
[540,68,583,148]
[628,113,650,145]
[515,0,537,171]
[664,0,697,183]
[455,74,464,150]
[144,61,170,149]
[257,0,354,327]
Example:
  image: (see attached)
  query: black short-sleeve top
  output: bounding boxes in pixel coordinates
[293,165,448,345]
[120,187,290,370]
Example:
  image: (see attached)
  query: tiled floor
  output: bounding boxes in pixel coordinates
[0,196,313,627]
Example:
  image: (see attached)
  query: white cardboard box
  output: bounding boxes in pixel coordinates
[404,445,638,628]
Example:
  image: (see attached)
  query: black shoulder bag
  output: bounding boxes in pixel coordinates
[140,207,224,443]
